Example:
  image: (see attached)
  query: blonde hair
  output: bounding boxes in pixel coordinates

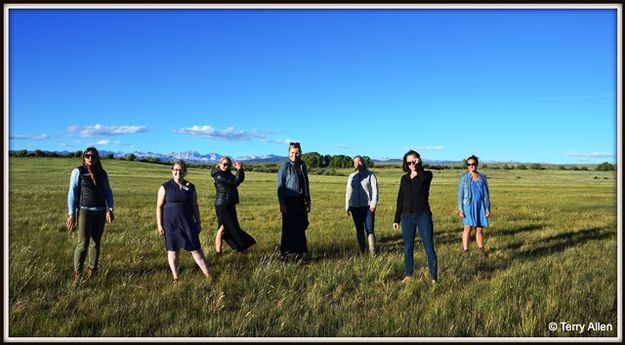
[219,156,232,165]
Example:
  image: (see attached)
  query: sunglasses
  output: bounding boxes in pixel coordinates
[221,162,231,167]
[408,160,419,165]
[290,141,301,147]
[84,154,95,159]
[467,163,477,167]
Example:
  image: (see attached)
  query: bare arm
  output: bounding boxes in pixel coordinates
[156,186,166,235]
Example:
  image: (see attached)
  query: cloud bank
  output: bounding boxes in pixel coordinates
[10,134,49,140]
[67,124,147,137]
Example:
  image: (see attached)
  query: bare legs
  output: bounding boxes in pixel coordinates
[190,250,211,277]
[215,225,224,255]
[167,249,211,282]
[462,226,484,251]
[167,250,180,280]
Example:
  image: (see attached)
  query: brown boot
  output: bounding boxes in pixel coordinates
[367,234,376,256]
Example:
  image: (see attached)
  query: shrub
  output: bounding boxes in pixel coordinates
[516,164,526,170]
[596,162,615,171]
[529,163,543,170]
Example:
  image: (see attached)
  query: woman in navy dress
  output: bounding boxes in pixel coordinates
[457,155,491,256]
[212,157,256,255]
[156,160,211,283]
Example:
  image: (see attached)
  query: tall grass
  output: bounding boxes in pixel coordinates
[8,158,617,337]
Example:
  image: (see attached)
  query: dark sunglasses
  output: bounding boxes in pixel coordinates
[408,160,419,165]
[290,141,301,147]
[467,163,477,167]
[221,162,231,167]
[84,154,95,159]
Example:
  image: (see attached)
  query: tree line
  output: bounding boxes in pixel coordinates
[9,149,616,172]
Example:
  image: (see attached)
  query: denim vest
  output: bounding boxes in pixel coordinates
[277,160,310,205]
[457,172,490,211]
[457,172,473,211]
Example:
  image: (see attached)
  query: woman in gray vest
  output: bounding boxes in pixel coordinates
[345,155,379,255]
[66,147,114,281]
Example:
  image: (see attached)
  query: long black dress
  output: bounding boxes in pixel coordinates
[162,179,201,251]
[212,167,256,252]
[280,166,309,257]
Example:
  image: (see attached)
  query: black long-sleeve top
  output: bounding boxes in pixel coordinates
[394,170,433,223]
[212,167,244,206]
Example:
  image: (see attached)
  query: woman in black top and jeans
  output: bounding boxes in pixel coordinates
[392,150,438,283]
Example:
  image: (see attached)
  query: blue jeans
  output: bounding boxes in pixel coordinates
[350,206,375,253]
[400,212,438,280]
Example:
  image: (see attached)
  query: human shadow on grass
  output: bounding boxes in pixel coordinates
[467,227,615,279]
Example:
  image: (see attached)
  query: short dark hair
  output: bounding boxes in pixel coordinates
[466,155,479,166]
[402,150,421,173]
[353,155,367,170]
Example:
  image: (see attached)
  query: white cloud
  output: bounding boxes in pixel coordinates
[10,134,49,140]
[96,140,110,145]
[176,125,278,142]
[566,152,614,159]
[337,144,348,149]
[67,124,147,137]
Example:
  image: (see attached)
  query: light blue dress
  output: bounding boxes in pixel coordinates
[463,175,489,227]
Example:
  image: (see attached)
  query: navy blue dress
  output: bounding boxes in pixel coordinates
[162,179,202,251]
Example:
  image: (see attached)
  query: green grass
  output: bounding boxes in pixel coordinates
[8,157,618,337]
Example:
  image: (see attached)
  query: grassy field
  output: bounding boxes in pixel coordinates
[7,157,618,338]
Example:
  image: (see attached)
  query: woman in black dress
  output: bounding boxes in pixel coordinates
[156,160,211,283]
[212,157,256,255]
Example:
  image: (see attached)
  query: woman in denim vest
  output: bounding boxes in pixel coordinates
[457,155,491,256]
[277,142,311,262]
[392,150,438,284]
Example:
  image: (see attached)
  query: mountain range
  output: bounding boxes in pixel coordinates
[12,149,519,165]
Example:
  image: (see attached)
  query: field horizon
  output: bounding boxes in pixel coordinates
[6,157,619,338]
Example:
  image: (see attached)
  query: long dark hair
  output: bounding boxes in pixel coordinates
[401,150,421,173]
[82,147,106,185]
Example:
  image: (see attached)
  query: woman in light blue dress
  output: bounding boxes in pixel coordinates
[457,155,491,256]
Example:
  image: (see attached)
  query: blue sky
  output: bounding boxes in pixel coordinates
[7,7,619,163]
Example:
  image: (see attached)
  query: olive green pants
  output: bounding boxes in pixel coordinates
[73,209,106,273]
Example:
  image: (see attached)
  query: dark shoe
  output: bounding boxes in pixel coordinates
[478,247,488,257]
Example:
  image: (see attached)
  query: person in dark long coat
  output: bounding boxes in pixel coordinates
[212,157,256,255]
[277,142,311,262]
